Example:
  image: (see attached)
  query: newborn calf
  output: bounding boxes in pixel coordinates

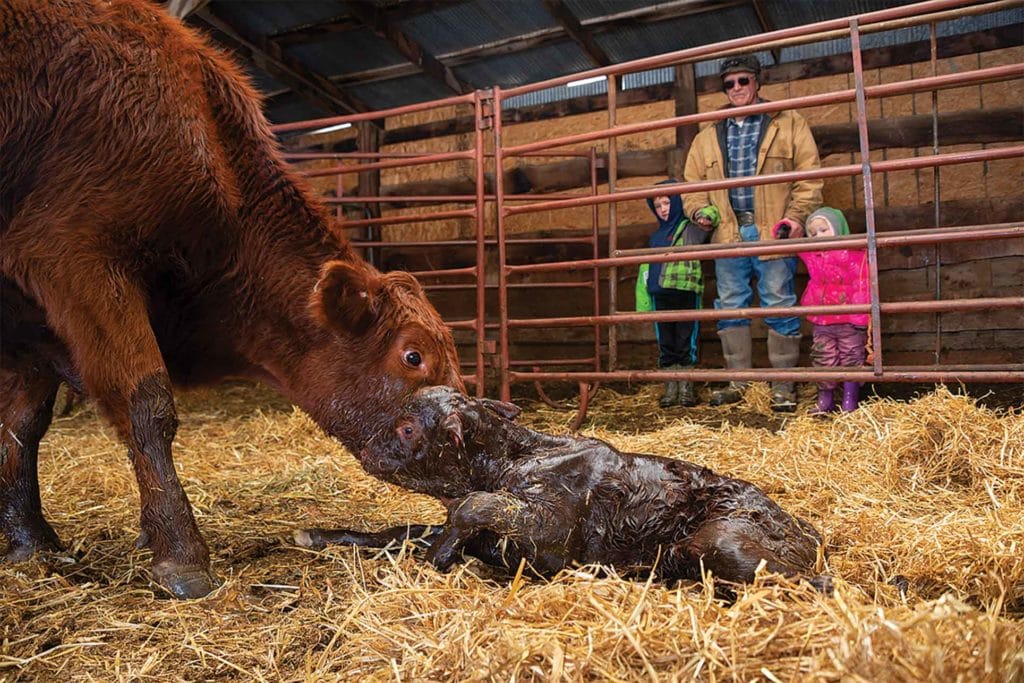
[297,387,827,588]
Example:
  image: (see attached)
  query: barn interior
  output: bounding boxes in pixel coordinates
[175,0,1023,402]
[3,0,1023,680]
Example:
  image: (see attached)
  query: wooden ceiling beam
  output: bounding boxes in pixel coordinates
[266,1,466,47]
[267,0,747,95]
[344,2,472,95]
[749,0,782,66]
[194,5,374,119]
[541,0,612,67]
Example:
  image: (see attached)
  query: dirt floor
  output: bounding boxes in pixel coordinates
[2,380,1022,681]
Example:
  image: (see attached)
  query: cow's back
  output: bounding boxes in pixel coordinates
[0,0,260,259]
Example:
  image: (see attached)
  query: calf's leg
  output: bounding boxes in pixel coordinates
[0,362,61,562]
[678,518,820,586]
[293,524,445,550]
[427,492,574,575]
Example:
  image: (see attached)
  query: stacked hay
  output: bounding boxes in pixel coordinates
[2,384,1021,681]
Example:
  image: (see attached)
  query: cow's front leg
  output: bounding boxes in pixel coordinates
[127,374,217,598]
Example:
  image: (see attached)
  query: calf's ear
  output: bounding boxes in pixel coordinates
[480,398,521,421]
[442,412,464,448]
[311,261,383,337]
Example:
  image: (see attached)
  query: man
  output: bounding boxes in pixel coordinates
[683,54,822,412]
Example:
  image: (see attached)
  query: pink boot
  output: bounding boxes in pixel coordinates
[841,382,860,412]
[811,387,835,415]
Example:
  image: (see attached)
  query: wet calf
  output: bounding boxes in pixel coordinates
[297,387,828,589]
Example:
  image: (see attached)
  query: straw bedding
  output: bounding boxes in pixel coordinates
[2,382,1022,681]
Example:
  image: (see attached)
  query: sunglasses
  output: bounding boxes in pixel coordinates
[723,76,752,91]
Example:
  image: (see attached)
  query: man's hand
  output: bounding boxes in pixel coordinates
[692,205,721,230]
[773,218,803,239]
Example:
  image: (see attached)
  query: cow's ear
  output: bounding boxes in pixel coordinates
[311,260,383,337]
[480,398,521,421]
[384,270,424,296]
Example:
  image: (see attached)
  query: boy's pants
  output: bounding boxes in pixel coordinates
[652,290,700,367]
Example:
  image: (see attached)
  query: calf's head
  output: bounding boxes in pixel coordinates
[357,386,520,500]
[304,261,465,451]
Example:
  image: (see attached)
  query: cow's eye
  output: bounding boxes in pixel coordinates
[404,351,422,367]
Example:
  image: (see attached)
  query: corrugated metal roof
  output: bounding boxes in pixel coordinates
[345,72,459,111]
[596,6,768,64]
[288,27,407,74]
[213,1,347,38]
[455,40,596,90]
[265,95,332,127]
[398,0,558,56]
[765,0,925,30]
[562,0,660,22]
[196,0,1022,123]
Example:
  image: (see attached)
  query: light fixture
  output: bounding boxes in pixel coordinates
[309,122,352,135]
[566,75,606,88]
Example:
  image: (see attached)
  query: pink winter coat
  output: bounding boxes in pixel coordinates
[799,249,870,326]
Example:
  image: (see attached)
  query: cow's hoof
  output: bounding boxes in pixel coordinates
[2,534,63,563]
[152,562,220,599]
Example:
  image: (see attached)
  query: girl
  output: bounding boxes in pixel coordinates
[794,207,870,413]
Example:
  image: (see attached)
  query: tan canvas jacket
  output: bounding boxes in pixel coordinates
[683,106,822,258]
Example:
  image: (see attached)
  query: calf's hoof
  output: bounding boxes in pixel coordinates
[425,543,460,572]
[152,561,220,599]
[293,528,326,550]
[806,574,834,595]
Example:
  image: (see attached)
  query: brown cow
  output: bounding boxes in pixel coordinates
[0,0,463,599]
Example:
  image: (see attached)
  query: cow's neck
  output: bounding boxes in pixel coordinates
[229,163,366,428]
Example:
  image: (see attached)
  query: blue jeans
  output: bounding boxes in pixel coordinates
[714,224,800,336]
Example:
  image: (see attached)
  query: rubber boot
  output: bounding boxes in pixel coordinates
[677,368,698,407]
[658,364,680,408]
[810,386,835,416]
[768,329,802,413]
[710,326,751,406]
[841,382,861,412]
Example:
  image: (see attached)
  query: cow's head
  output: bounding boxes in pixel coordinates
[306,261,465,451]
[357,386,520,500]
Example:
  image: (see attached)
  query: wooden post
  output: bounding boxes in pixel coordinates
[672,63,699,179]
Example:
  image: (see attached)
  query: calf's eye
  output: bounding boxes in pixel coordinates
[404,351,422,367]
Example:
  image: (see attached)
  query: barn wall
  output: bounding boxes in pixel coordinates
[298,46,1024,375]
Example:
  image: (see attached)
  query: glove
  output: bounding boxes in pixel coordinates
[773,218,801,239]
[692,205,721,229]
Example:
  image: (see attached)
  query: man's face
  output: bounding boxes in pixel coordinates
[652,195,671,222]
[723,70,758,108]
